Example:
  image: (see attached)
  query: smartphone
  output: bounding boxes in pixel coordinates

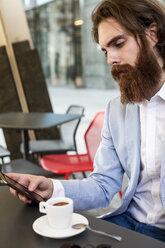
[0,172,46,203]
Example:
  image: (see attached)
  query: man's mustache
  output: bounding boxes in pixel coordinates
[111,64,134,80]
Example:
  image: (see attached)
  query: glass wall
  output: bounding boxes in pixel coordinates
[23,0,84,87]
[22,0,117,89]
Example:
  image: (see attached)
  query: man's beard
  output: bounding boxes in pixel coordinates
[111,47,162,104]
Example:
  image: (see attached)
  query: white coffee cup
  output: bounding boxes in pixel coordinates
[39,197,73,229]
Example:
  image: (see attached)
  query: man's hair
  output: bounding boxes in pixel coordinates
[91,0,165,68]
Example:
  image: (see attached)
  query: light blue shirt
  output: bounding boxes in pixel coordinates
[52,96,165,220]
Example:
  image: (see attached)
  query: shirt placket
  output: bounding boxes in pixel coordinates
[146,100,159,224]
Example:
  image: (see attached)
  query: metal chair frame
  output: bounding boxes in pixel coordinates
[20,105,85,159]
[0,145,10,164]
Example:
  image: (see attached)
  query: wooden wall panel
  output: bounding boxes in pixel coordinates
[13,41,60,140]
[0,46,22,159]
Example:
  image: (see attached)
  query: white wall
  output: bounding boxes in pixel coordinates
[0,0,33,47]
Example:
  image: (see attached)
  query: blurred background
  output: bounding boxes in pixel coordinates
[22,0,117,89]
[0,0,121,152]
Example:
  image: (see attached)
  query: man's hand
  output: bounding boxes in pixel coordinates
[7,173,53,203]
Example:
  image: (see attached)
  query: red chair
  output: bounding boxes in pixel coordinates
[41,111,105,178]
[41,111,122,197]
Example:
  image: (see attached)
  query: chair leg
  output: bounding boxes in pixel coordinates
[82,171,86,178]
[33,154,41,166]
[1,157,4,165]
[65,173,69,180]
[31,153,35,163]
[71,173,76,179]
[119,190,122,198]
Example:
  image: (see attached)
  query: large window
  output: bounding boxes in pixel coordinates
[22,0,117,89]
[23,0,83,87]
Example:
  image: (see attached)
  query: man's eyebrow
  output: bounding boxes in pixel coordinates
[101,34,126,51]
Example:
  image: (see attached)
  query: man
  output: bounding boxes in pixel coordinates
[9,0,165,242]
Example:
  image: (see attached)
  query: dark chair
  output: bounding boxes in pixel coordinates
[0,158,54,177]
[20,105,85,159]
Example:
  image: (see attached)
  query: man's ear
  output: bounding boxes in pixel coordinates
[145,22,158,47]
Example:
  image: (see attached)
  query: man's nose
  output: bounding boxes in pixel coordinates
[107,50,120,66]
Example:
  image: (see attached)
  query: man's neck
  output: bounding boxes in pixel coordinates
[146,55,165,100]
[146,74,165,100]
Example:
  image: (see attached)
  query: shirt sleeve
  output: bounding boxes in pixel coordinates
[50,179,65,198]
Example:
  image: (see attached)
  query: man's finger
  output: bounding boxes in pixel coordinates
[18,194,32,204]
[28,176,45,191]
[10,187,18,196]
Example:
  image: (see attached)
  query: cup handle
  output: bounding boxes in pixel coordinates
[39,201,47,214]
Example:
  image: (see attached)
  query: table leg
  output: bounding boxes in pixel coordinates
[21,130,29,160]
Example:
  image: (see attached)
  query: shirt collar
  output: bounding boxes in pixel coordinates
[155,82,165,101]
[137,82,165,106]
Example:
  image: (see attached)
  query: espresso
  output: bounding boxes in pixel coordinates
[53,202,69,206]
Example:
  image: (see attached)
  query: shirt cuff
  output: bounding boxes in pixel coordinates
[50,179,65,198]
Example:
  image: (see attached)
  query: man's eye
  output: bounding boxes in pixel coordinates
[115,41,125,48]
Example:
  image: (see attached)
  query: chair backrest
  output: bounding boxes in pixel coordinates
[84,111,105,162]
[60,105,85,151]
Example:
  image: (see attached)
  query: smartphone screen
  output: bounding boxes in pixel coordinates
[0,172,46,203]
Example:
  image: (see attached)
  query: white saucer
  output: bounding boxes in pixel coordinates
[32,213,88,239]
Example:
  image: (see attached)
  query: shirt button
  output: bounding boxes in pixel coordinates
[148,217,153,222]
[150,172,155,177]
[153,193,158,198]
